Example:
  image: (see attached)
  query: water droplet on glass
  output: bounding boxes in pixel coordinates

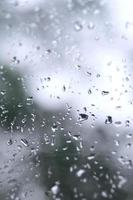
[126,133,132,138]
[87,154,95,160]
[76,169,85,177]
[126,143,131,148]
[101,191,108,198]
[51,184,59,195]
[118,175,127,188]
[88,21,95,30]
[74,21,83,31]
[101,91,109,96]
[88,89,92,94]
[114,140,120,146]
[46,49,52,54]
[72,134,80,140]
[63,85,66,92]
[105,116,112,124]
[7,139,13,146]
[26,96,33,105]
[1,90,6,95]
[114,121,122,127]
[79,113,88,121]
[51,124,58,132]
[125,120,130,127]
[12,56,20,64]
[20,138,29,147]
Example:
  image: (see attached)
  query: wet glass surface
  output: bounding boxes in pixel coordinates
[0,0,133,200]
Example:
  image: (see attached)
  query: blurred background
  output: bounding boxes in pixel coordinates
[0,0,133,199]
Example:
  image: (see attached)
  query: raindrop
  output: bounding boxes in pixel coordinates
[87,154,95,160]
[75,64,81,70]
[12,56,20,64]
[79,113,88,121]
[90,145,95,151]
[51,124,58,132]
[114,140,120,147]
[82,108,87,113]
[88,21,95,30]
[88,89,92,94]
[74,21,83,31]
[125,120,130,127]
[17,145,22,150]
[96,73,101,78]
[126,133,132,138]
[101,191,108,198]
[1,90,6,95]
[45,49,52,54]
[51,184,59,195]
[20,138,29,147]
[26,96,33,105]
[87,71,92,76]
[118,175,127,188]
[7,139,13,146]
[127,160,133,169]
[126,143,131,148]
[101,91,109,96]
[105,116,112,124]
[114,121,122,126]
[72,134,80,140]
[63,85,66,92]
[17,103,23,108]
[76,169,85,177]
